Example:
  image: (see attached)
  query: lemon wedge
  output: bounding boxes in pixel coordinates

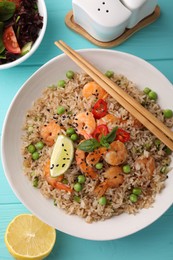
[50,134,74,177]
[5,214,56,260]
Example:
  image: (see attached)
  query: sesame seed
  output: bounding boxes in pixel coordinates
[50,164,54,169]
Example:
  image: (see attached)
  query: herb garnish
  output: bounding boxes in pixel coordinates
[78,127,118,152]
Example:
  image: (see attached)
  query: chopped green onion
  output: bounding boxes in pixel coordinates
[33,177,39,187]
[74,195,81,203]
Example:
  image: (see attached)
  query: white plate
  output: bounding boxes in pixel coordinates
[2,49,173,241]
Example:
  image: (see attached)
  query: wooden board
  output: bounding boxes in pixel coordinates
[65,5,160,48]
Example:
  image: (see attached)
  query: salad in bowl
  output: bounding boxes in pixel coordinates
[0,0,47,68]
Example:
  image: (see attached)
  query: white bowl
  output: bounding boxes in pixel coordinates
[0,0,47,70]
[1,49,173,240]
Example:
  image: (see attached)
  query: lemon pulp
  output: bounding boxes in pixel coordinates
[50,134,74,177]
[5,214,56,260]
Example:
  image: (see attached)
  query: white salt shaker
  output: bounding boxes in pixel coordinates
[72,0,158,42]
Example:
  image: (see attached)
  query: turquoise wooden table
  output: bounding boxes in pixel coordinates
[1,0,173,259]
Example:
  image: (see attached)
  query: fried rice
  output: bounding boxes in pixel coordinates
[22,71,173,223]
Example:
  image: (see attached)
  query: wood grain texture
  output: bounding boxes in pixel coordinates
[0,0,173,259]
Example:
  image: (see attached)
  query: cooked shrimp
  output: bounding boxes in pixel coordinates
[103,166,122,179]
[97,114,120,130]
[103,140,127,166]
[43,160,72,192]
[94,166,124,197]
[43,160,64,187]
[74,112,96,139]
[40,120,61,146]
[87,140,128,167]
[75,148,98,179]
[82,81,107,99]
[135,155,155,177]
[129,116,144,129]
[94,182,108,198]
[86,147,107,167]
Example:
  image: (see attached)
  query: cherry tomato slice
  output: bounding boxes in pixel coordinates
[3,26,21,54]
[93,124,109,141]
[116,128,130,143]
[92,99,108,119]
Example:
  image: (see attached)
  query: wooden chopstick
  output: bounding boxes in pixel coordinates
[55,40,173,151]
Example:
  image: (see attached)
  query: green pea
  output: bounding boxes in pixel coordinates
[33,177,38,187]
[27,144,36,154]
[144,143,151,151]
[74,183,82,192]
[32,151,40,160]
[105,70,114,78]
[57,106,65,115]
[70,133,78,141]
[58,80,66,88]
[35,141,44,150]
[66,70,74,79]
[143,87,151,94]
[66,127,75,135]
[74,195,80,203]
[130,194,138,203]
[77,175,86,184]
[148,91,158,101]
[98,196,107,206]
[163,109,173,118]
[154,139,161,148]
[160,166,168,174]
[95,162,103,170]
[53,199,57,206]
[123,164,131,174]
[164,146,172,155]
[132,187,142,196]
